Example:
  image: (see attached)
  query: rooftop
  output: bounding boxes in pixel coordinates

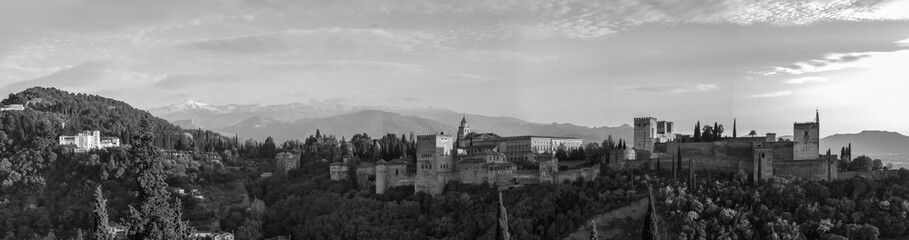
[484,135,581,141]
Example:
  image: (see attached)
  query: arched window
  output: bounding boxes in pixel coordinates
[395,169,399,176]
[761,153,765,158]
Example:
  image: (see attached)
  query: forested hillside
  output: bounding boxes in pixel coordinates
[0,87,244,239]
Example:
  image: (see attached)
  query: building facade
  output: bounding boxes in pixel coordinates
[274,152,299,174]
[58,130,121,152]
[471,136,583,162]
[415,134,456,195]
[634,117,677,153]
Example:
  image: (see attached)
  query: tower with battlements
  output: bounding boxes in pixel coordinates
[793,111,820,160]
[634,117,658,153]
[415,134,456,195]
[634,117,675,153]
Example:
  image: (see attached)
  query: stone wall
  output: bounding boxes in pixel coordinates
[555,167,600,183]
[773,159,835,181]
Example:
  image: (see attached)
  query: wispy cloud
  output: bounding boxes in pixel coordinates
[752,52,875,76]
[184,28,449,54]
[898,38,909,47]
[783,76,828,84]
[608,84,719,93]
[445,73,500,82]
[263,60,424,74]
[750,91,792,98]
[448,50,559,63]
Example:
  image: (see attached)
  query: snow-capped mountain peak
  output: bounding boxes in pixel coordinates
[147,99,222,115]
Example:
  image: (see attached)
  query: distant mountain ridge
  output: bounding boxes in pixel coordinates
[148,101,634,143]
[821,130,909,157]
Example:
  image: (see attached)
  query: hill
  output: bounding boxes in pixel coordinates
[1,87,188,147]
[821,130,909,158]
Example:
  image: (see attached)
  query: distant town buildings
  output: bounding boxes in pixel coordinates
[58,130,121,152]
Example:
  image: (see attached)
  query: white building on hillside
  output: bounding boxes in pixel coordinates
[59,130,121,152]
[0,104,24,111]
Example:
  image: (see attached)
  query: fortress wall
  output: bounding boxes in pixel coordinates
[652,157,752,174]
[458,166,485,185]
[773,160,833,181]
[772,142,794,160]
[722,142,755,158]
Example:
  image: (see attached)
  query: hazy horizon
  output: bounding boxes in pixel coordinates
[2,0,909,137]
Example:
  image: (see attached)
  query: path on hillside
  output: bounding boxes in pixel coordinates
[564,197,649,240]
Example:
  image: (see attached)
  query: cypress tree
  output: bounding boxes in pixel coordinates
[689,158,695,188]
[713,122,719,139]
[733,118,737,138]
[497,191,510,240]
[122,120,194,240]
[676,146,682,179]
[694,121,701,142]
[93,186,114,240]
[642,187,661,240]
[587,220,599,240]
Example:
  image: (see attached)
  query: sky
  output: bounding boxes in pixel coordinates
[1,0,908,137]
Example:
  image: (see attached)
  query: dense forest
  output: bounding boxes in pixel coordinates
[650,169,909,239]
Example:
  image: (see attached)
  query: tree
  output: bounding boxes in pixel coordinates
[714,124,724,140]
[555,149,569,161]
[347,157,360,190]
[642,189,661,240]
[849,156,874,171]
[694,122,702,142]
[587,220,599,240]
[872,159,883,171]
[122,121,194,240]
[92,186,115,240]
[749,130,757,137]
[260,136,277,159]
[702,125,714,142]
[733,118,737,138]
[497,191,510,240]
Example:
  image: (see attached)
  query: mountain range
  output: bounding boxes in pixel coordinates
[147,100,634,143]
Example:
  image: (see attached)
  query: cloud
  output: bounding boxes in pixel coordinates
[1,59,165,93]
[753,52,876,76]
[608,83,719,93]
[448,50,559,62]
[750,91,792,98]
[445,73,500,82]
[783,76,828,84]
[263,60,424,74]
[898,38,909,47]
[244,0,908,41]
[184,28,448,54]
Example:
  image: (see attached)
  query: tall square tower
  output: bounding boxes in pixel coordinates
[415,134,455,195]
[634,117,658,153]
